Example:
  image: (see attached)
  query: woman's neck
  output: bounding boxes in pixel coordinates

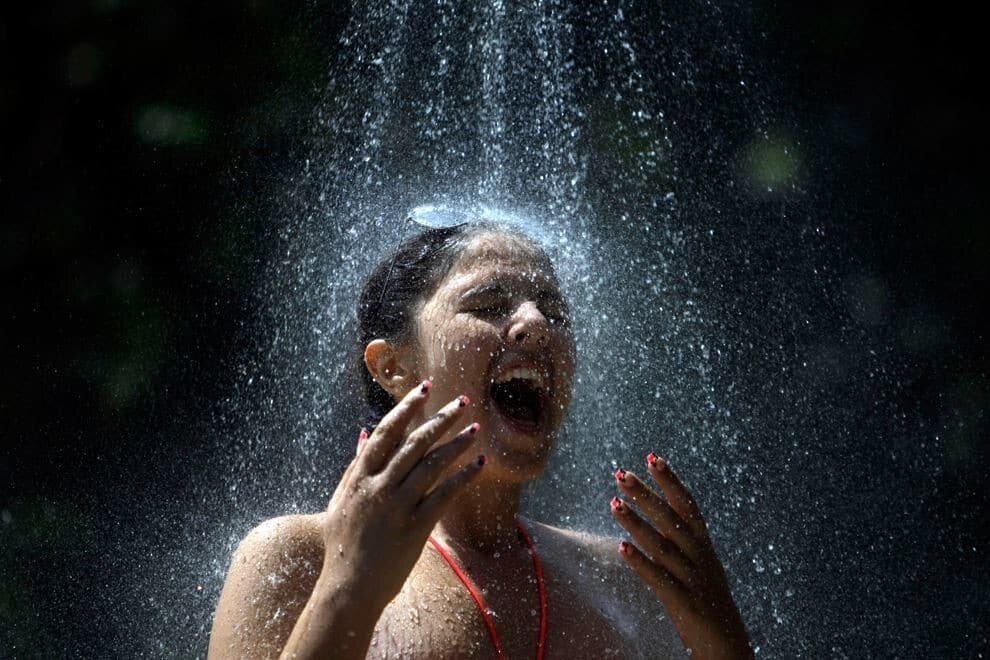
[432,477,524,556]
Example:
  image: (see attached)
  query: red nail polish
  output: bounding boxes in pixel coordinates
[458,394,470,407]
[468,422,480,433]
[646,452,658,467]
[618,541,631,555]
[359,428,369,441]
[421,379,432,393]
[476,454,487,466]
[610,496,623,512]
[614,468,626,483]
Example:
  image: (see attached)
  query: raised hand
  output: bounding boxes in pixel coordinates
[323,380,485,604]
[609,455,753,660]
[277,380,486,659]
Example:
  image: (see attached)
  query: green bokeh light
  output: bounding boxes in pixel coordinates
[134,104,210,147]
[747,130,800,192]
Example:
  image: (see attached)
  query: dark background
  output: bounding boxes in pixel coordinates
[2,0,986,655]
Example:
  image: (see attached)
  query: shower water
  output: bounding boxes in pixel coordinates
[88,2,948,657]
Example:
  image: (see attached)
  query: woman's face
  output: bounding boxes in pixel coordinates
[410,232,576,480]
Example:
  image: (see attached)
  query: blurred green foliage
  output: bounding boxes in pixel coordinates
[747,130,800,192]
[134,104,211,147]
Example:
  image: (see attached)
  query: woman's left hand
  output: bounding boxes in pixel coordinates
[610,454,753,660]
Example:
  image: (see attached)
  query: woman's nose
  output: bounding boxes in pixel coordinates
[507,301,550,346]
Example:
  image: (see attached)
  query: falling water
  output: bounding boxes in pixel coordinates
[64,1,977,657]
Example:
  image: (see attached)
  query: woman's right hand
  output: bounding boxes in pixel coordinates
[319,379,485,610]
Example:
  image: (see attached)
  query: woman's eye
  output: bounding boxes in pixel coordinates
[538,297,570,325]
[467,302,510,317]
[544,306,570,325]
[463,297,569,324]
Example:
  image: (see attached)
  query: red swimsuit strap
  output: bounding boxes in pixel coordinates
[427,520,547,660]
[517,521,548,660]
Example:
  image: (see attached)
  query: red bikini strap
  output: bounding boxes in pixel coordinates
[427,535,506,659]
[516,522,547,660]
[427,520,547,660]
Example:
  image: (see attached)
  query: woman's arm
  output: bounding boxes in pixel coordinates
[209,382,486,659]
[207,515,382,659]
[207,516,312,658]
[277,527,385,660]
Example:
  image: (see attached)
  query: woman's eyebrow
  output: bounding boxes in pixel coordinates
[459,283,507,299]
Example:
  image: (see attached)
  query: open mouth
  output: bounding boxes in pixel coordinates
[489,366,549,434]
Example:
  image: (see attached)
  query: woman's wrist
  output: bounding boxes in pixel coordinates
[279,564,384,660]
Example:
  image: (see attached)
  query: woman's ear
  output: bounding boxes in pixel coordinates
[364,339,419,399]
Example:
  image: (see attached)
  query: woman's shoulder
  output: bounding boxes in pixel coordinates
[215,514,325,609]
[209,514,326,658]
[524,517,636,597]
[524,518,687,657]
[223,513,326,596]
[524,517,623,566]
[237,513,324,557]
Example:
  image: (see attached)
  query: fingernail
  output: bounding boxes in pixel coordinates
[610,496,624,512]
[614,468,627,483]
[458,394,470,407]
[476,454,487,467]
[468,422,480,434]
[359,428,369,441]
[618,541,631,555]
[420,379,432,393]
[646,452,658,467]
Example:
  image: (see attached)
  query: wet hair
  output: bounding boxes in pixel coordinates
[356,221,549,428]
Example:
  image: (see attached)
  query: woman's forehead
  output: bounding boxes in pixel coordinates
[455,231,543,262]
[441,233,554,291]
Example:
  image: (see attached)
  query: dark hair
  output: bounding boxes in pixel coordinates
[356,221,548,428]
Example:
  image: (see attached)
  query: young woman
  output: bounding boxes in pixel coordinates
[208,221,752,659]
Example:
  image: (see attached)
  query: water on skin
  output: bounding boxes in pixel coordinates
[84,1,958,657]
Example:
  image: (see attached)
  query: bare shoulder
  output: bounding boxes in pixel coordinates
[526,520,632,605]
[225,513,326,597]
[208,514,325,659]
[525,517,625,572]
[538,522,665,611]
[236,513,324,565]
[524,518,686,658]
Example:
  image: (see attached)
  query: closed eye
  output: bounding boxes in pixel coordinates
[538,294,570,325]
[464,301,512,318]
[459,285,569,324]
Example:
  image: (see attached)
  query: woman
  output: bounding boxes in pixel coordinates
[208,221,752,659]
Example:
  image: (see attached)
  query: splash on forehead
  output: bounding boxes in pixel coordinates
[446,231,551,282]
[413,229,564,351]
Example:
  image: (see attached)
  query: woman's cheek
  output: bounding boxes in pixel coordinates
[452,338,498,377]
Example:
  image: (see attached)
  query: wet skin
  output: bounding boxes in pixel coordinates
[398,231,577,487]
[208,232,750,659]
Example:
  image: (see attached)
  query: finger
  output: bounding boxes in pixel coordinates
[618,539,695,621]
[414,454,487,528]
[614,468,702,562]
[397,422,480,499]
[357,379,432,474]
[336,428,370,494]
[610,496,696,586]
[382,395,471,481]
[645,454,708,537]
